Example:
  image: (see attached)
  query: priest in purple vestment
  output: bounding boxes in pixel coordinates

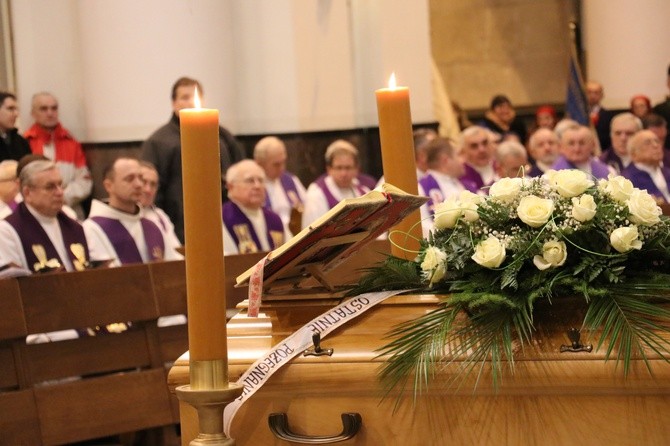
[551,124,614,179]
[622,130,670,203]
[457,125,497,194]
[0,159,90,272]
[223,159,291,254]
[83,157,182,267]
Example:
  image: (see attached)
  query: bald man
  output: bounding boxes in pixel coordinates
[622,130,670,203]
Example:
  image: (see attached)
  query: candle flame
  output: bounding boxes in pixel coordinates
[388,73,397,89]
[194,86,202,109]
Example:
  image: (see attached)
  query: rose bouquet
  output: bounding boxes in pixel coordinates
[351,170,670,393]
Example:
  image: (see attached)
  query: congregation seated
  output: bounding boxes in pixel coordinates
[551,124,613,179]
[302,139,370,229]
[600,112,642,173]
[527,128,560,177]
[495,140,530,179]
[253,136,306,233]
[223,159,291,254]
[458,125,496,194]
[0,159,19,218]
[139,160,183,258]
[376,127,437,188]
[83,157,182,266]
[622,130,670,203]
[417,137,465,235]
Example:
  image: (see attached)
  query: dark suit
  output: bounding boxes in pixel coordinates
[591,107,614,151]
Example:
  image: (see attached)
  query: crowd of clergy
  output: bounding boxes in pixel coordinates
[1,69,670,280]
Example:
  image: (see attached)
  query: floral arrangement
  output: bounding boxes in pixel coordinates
[351,169,670,393]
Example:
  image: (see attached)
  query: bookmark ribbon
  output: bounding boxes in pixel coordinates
[247,255,269,317]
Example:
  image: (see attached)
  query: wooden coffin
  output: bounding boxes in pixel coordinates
[167,242,670,446]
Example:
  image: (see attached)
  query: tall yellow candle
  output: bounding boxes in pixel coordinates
[375,73,422,259]
[180,101,228,365]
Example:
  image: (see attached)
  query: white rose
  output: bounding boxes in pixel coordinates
[550,169,594,198]
[489,177,523,204]
[433,199,461,230]
[471,236,506,268]
[542,169,559,183]
[610,226,643,253]
[421,246,447,285]
[603,174,634,203]
[627,189,662,226]
[517,195,554,228]
[459,191,482,222]
[533,240,568,270]
[571,194,597,222]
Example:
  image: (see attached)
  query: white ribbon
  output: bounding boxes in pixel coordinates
[223,289,409,436]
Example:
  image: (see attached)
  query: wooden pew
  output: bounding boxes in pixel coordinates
[15,265,175,446]
[0,279,41,445]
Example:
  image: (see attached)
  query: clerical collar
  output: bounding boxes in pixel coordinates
[104,199,141,216]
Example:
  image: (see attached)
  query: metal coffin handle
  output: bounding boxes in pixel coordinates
[268,412,362,444]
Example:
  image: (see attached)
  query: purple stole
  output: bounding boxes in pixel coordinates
[600,149,625,173]
[551,156,611,179]
[90,216,165,264]
[6,203,89,272]
[265,172,303,209]
[8,199,18,212]
[314,176,368,209]
[223,201,284,253]
[622,164,670,203]
[459,163,489,194]
[418,174,443,217]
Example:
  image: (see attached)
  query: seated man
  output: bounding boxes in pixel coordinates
[84,157,182,266]
[0,159,90,272]
[458,125,496,193]
[0,159,19,218]
[302,140,370,228]
[495,140,530,179]
[223,159,291,254]
[418,137,465,234]
[253,136,306,233]
[139,161,183,257]
[0,159,89,343]
[622,130,669,203]
[600,112,642,173]
[527,128,560,177]
[552,124,613,179]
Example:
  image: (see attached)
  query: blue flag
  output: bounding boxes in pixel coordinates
[565,49,589,125]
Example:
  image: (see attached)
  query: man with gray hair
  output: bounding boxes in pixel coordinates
[552,124,612,179]
[527,128,560,177]
[600,112,643,173]
[302,139,370,228]
[495,140,530,179]
[24,92,92,218]
[253,136,306,232]
[0,159,90,272]
[622,130,669,203]
[223,159,291,254]
[457,125,496,193]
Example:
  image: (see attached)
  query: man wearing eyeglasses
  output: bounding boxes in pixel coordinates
[0,159,90,272]
[223,159,291,254]
[24,92,92,219]
[0,92,31,163]
[83,157,182,266]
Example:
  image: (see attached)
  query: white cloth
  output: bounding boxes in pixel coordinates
[0,201,11,219]
[0,203,74,271]
[223,202,293,255]
[301,176,370,229]
[83,199,182,266]
[418,170,465,236]
[471,163,497,186]
[142,205,184,260]
[265,173,306,226]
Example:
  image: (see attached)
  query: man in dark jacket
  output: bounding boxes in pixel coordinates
[141,77,246,243]
[0,92,31,163]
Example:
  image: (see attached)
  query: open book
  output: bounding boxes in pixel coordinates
[235,183,427,295]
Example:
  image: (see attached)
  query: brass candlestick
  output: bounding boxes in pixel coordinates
[176,359,243,446]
